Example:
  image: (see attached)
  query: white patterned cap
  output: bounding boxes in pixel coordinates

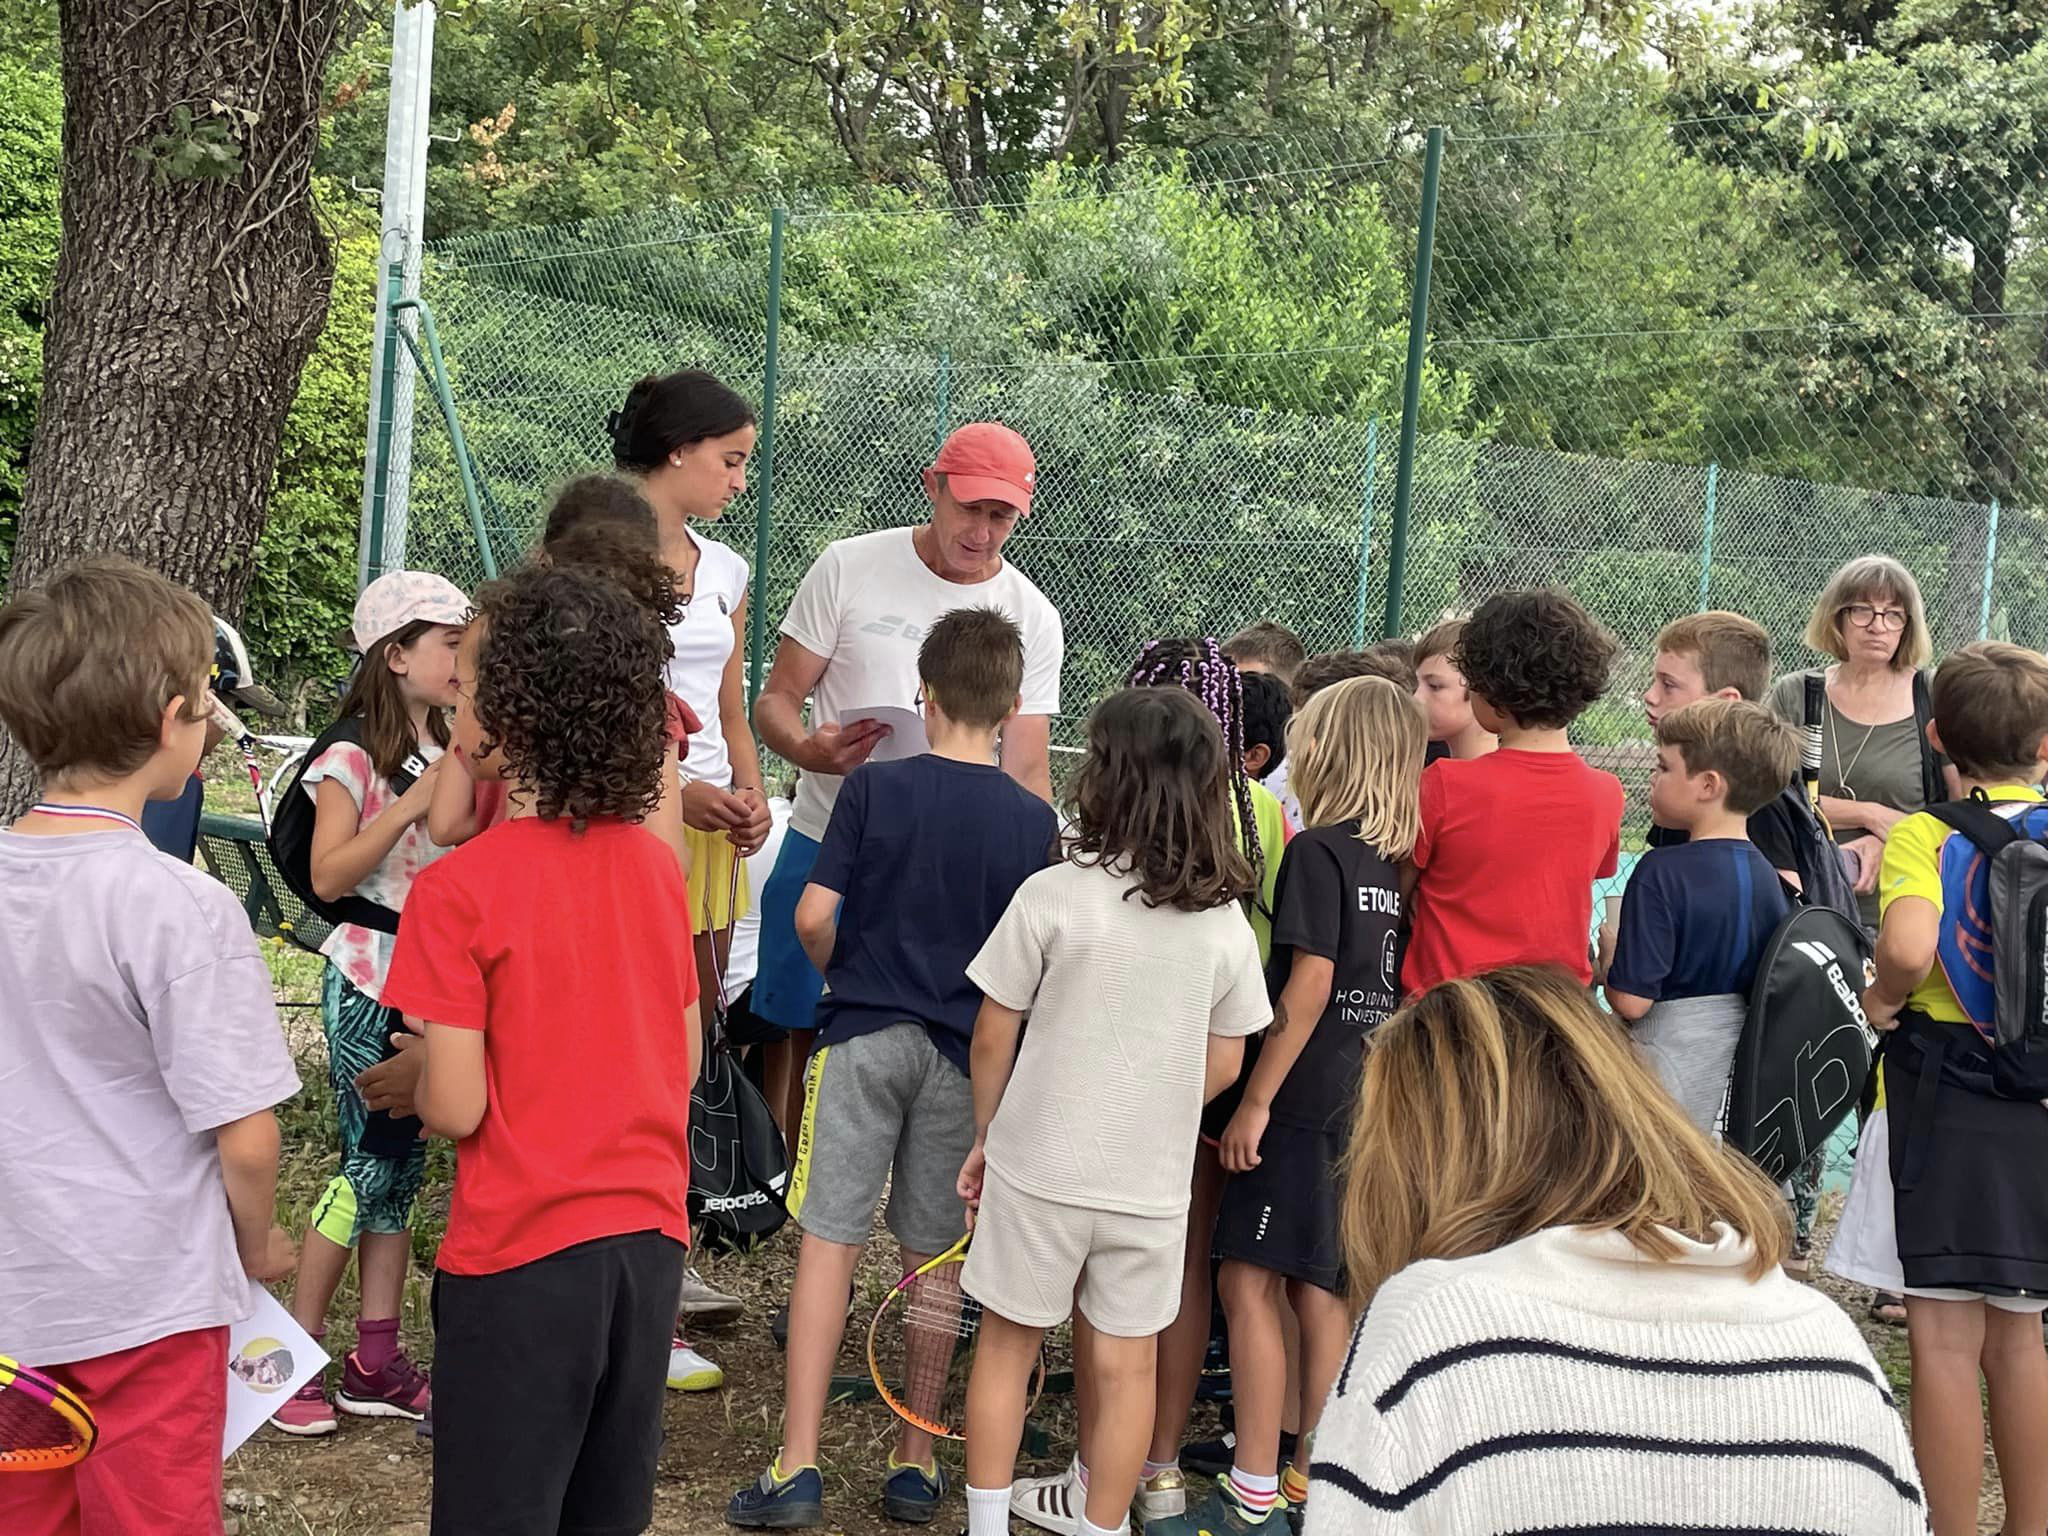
[351,570,470,652]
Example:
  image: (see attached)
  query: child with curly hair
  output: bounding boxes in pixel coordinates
[1402,588,1624,995]
[380,562,702,1536]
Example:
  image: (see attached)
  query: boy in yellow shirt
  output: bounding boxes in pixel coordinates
[1828,641,2048,1536]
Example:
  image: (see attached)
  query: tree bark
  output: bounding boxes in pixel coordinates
[0,0,345,814]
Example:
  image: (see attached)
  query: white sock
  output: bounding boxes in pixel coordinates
[1074,1457,1090,1490]
[1228,1466,1280,1514]
[1080,1513,1128,1536]
[967,1484,1012,1536]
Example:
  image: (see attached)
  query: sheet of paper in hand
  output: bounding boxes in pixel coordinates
[842,705,930,763]
[223,1284,330,1457]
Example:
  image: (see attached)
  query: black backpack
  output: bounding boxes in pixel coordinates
[687,864,791,1252]
[1724,899,1875,1183]
[1922,794,2048,1100]
[266,717,427,936]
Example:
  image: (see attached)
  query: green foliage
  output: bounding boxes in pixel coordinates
[133,102,252,186]
[0,56,59,581]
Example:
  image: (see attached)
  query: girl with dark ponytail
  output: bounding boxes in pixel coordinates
[607,371,771,1010]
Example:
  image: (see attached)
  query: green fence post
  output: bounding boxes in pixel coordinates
[1384,125,1445,640]
[1979,496,2001,641]
[1351,418,1380,648]
[391,297,499,581]
[364,259,406,585]
[1698,462,1719,611]
[749,208,788,709]
[935,347,952,456]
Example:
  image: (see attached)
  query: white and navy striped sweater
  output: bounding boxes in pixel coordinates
[1305,1224,1926,1536]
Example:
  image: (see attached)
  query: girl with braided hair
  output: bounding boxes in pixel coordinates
[1009,639,1292,1536]
[1124,638,1284,958]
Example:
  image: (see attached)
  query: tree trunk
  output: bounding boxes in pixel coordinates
[0,0,345,814]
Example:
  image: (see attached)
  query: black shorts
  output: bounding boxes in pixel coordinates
[431,1231,686,1536]
[1211,1119,1345,1294]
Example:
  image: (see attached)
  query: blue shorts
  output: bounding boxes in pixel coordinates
[751,828,825,1034]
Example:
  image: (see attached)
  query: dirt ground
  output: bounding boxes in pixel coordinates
[223,1221,1109,1536]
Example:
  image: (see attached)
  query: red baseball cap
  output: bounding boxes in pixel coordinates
[929,422,1036,516]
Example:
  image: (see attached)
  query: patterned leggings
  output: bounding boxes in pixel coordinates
[312,967,425,1248]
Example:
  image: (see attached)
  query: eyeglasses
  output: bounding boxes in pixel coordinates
[1841,603,1907,632]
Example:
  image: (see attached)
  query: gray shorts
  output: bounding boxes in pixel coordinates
[1631,993,1746,1135]
[788,1022,974,1256]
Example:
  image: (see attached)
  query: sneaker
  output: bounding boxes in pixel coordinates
[668,1336,726,1392]
[271,1378,338,1437]
[680,1263,745,1328]
[336,1349,430,1421]
[1011,1458,1082,1536]
[1146,1479,1281,1536]
[882,1459,948,1524]
[1136,1466,1188,1525]
[729,1462,825,1529]
[1182,1431,1296,1479]
[415,1405,433,1442]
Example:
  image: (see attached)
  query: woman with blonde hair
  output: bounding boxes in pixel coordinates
[1765,553,1949,1308]
[1304,966,1925,1536]
[1766,553,1946,924]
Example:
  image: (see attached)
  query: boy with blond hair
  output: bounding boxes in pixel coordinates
[0,559,299,1536]
[1412,619,1496,761]
[1605,699,1800,1130]
[1830,642,2048,1536]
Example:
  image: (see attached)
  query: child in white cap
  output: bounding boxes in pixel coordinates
[273,569,469,1437]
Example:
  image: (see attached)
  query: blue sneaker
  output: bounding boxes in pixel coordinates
[882,1458,948,1524]
[1146,1479,1283,1536]
[729,1462,825,1529]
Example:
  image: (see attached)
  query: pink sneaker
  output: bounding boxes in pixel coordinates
[336,1348,431,1421]
[271,1379,338,1437]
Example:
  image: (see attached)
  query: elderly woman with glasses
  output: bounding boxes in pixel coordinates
[1767,553,1950,1314]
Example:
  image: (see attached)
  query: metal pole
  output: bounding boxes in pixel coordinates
[1383,125,1444,640]
[1351,418,1381,648]
[392,298,496,580]
[935,347,952,456]
[1698,462,1719,611]
[748,208,788,709]
[363,258,405,586]
[357,0,436,589]
[1979,497,2001,641]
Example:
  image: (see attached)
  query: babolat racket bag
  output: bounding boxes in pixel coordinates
[1725,902,1874,1183]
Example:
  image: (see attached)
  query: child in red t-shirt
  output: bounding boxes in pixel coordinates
[381,561,700,1536]
[1402,588,1625,995]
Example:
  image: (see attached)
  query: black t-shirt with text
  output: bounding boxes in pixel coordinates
[1261,824,1405,1130]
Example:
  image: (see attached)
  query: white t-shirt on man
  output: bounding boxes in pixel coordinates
[664,530,750,787]
[779,527,1063,841]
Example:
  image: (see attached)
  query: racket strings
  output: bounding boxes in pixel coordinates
[881,1265,978,1435]
[0,1378,87,1462]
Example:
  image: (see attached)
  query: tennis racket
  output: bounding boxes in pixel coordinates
[866,1234,1043,1440]
[0,1356,96,1470]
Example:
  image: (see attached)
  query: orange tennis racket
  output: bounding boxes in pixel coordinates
[865,1234,1042,1440]
[0,1356,96,1471]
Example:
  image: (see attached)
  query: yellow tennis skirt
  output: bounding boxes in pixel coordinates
[684,824,751,935]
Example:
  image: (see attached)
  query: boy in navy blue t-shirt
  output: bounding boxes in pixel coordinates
[729,607,1057,1532]
[1606,699,1800,1132]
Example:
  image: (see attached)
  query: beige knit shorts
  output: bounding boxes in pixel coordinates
[960,1167,1187,1338]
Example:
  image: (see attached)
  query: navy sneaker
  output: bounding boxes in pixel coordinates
[729,1463,825,1529]
[882,1459,948,1524]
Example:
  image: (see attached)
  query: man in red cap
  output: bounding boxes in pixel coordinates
[746,422,1064,1135]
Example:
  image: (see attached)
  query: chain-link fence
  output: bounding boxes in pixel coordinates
[394,55,2046,860]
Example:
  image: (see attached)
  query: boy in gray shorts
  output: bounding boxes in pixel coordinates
[727,608,1058,1531]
